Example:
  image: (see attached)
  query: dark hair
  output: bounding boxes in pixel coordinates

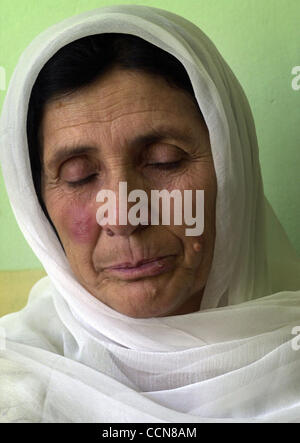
[27,33,199,222]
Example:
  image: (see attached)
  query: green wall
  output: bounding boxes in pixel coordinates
[0,0,299,270]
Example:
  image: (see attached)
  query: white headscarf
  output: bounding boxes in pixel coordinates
[1,4,300,423]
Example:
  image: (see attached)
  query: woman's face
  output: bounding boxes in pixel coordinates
[41,67,217,318]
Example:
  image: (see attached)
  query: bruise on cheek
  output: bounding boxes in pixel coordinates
[65,203,99,244]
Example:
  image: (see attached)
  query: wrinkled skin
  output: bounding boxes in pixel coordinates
[41,67,217,318]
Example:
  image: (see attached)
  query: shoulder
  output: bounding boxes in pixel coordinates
[0,276,66,354]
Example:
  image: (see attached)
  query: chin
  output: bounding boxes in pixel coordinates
[94,280,179,318]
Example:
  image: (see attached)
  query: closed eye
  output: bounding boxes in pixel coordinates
[146,160,183,170]
[66,173,98,188]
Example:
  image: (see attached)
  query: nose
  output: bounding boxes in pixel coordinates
[96,177,151,238]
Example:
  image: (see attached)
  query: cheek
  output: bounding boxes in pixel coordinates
[60,201,99,245]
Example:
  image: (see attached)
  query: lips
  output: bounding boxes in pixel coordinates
[104,255,176,280]
[107,256,169,270]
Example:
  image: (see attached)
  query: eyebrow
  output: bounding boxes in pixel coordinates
[44,127,196,170]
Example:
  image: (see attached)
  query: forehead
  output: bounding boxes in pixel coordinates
[41,68,203,150]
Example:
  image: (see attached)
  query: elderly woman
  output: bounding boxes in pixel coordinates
[0,5,300,423]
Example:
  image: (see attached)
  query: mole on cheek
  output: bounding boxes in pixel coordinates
[67,205,98,244]
[193,241,202,252]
